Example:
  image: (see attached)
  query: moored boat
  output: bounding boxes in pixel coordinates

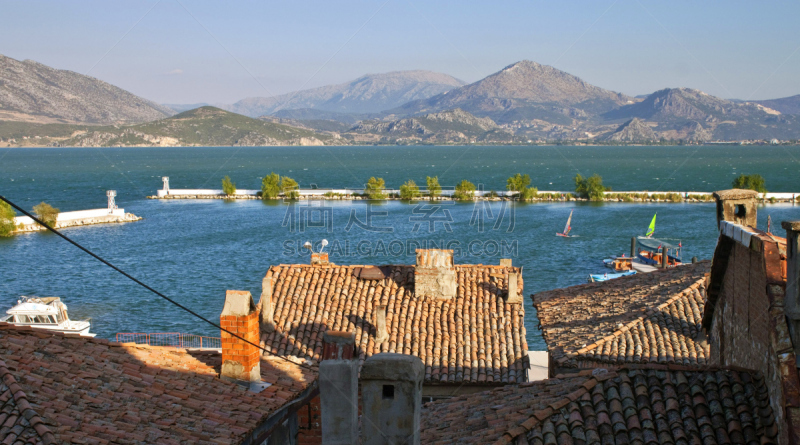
[589,270,636,282]
[1,296,95,337]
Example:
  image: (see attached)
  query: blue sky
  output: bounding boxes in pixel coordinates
[2,0,798,104]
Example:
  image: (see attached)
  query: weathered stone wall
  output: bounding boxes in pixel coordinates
[708,238,799,445]
[414,249,456,300]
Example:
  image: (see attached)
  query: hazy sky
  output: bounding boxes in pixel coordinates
[2,1,798,104]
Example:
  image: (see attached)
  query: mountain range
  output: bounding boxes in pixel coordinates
[223,70,465,117]
[1,53,799,145]
[0,54,172,125]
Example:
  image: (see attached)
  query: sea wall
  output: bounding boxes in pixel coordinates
[149,188,799,203]
[13,208,141,233]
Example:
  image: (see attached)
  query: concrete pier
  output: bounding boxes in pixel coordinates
[11,191,142,234]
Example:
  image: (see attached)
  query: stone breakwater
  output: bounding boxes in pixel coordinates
[13,213,142,234]
[148,192,799,203]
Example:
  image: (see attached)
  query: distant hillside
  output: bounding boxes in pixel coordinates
[0,107,330,147]
[348,108,514,144]
[227,70,464,116]
[603,88,800,140]
[390,60,632,124]
[601,118,656,142]
[753,94,800,115]
[0,54,172,125]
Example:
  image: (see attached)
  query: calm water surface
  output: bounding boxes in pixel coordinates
[1,145,799,349]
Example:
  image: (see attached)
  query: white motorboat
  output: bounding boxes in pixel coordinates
[1,296,95,337]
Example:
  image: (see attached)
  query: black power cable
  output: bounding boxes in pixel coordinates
[0,195,314,372]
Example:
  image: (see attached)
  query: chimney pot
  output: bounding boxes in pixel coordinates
[220,290,261,383]
[311,252,329,265]
[712,189,758,228]
[360,353,424,445]
[320,331,358,445]
[414,249,456,300]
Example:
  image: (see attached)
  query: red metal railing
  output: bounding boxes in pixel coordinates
[115,332,221,350]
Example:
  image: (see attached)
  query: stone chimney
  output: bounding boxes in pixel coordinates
[375,305,389,344]
[220,290,261,383]
[311,252,329,265]
[414,249,456,300]
[712,189,758,228]
[320,331,358,445]
[360,353,424,445]
[499,258,513,267]
[783,221,800,353]
[259,275,275,333]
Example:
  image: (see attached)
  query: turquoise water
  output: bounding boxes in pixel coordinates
[1,146,799,349]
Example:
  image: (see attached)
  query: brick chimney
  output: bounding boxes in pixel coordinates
[360,353,424,445]
[783,221,800,354]
[220,290,261,383]
[320,331,358,445]
[414,249,456,300]
[712,189,758,228]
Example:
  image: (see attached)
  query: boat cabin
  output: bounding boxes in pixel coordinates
[635,237,681,267]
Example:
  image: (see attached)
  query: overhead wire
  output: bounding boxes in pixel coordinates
[0,195,315,373]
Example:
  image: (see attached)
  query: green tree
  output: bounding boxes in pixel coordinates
[261,172,280,199]
[0,201,16,237]
[222,176,236,196]
[399,180,420,200]
[280,176,299,199]
[453,180,476,201]
[732,174,767,193]
[364,177,387,200]
[520,187,539,201]
[506,173,531,193]
[574,174,609,201]
[426,176,441,201]
[32,202,59,228]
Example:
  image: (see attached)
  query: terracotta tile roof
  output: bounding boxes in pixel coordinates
[0,361,55,445]
[533,262,711,369]
[0,324,316,445]
[421,365,779,445]
[263,263,528,384]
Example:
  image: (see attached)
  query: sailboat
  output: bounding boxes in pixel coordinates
[556,210,573,237]
[645,213,656,237]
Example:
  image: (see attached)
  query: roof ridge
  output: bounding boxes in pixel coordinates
[557,276,707,365]
[0,359,57,444]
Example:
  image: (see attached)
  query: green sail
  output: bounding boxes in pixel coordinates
[646,213,656,237]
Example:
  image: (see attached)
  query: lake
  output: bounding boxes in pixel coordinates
[1,145,799,349]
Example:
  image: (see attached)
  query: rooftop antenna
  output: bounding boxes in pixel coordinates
[320,239,328,253]
[303,241,314,253]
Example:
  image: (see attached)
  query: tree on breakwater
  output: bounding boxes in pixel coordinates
[281,176,299,199]
[32,202,59,228]
[0,201,16,236]
[261,172,280,200]
[365,177,387,200]
[427,176,441,201]
[732,174,767,193]
[575,174,610,201]
[222,176,236,196]
[453,180,477,201]
[506,173,538,200]
[399,180,420,200]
